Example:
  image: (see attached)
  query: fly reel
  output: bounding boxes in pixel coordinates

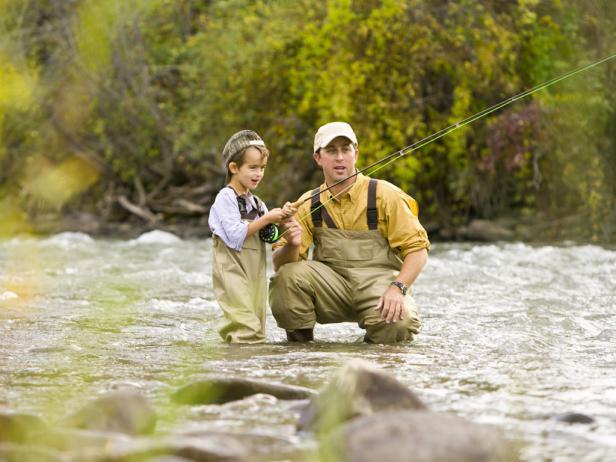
[259,223,280,243]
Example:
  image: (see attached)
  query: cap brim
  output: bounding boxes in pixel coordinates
[315,133,356,152]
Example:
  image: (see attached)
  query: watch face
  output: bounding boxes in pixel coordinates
[392,281,407,295]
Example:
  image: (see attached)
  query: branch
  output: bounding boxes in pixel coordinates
[117,195,159,223]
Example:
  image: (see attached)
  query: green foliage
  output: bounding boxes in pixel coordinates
[0,0,615,241]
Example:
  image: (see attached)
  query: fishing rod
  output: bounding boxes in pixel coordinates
[258,52,615,243]
[288,52,616,210]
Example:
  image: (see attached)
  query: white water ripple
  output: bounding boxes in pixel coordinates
[0,236,615,461]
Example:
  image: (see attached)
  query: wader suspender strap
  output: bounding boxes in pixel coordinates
[367,179,378,230]
[311,180,378,229]
[228,186,261,220]
[252,196,263,217]
[310,187,338,229]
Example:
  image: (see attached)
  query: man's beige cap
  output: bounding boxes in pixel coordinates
[313,122,358,153]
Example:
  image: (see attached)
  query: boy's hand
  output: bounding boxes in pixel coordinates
[265,208,285,224]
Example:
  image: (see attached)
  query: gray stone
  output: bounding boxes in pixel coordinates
[175,430,293,457]
[145,457,195,462]
[77,435,247,462]
[172,376,316,405]
[168,436,248,462]
[298,359,426,432]
[62,390,156,435]
[325,410,518,462]
[460,219,514,242]
[30,427,132,452]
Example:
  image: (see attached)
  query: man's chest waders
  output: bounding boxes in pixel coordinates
[269,179,421,344]
[212,195,267,344]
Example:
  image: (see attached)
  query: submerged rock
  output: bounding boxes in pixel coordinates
[73,435,248,462]
[553,412,595,425]
[298,359,426,432]
[0,412,48,444]
[61,390,156,436]
[172,376,316,405]
[324,410,518,462]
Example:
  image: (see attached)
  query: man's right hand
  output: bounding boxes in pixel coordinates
[273,217,302,271]
[280,217,301,246]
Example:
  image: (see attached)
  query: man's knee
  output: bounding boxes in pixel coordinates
[270,262,308,309]
[276,260,305,280]
[364,317,420,344]
[269,262,317,330]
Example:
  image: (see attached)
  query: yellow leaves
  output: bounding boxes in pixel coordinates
[0,112,5,159]
[21,156,100,210]
[0,196,31,237]
[55,79,97,132]
[0,61,37,111]
[74,0,160,73]
[74,0,115,73]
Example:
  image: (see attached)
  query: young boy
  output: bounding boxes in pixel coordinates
[208,130,295,343]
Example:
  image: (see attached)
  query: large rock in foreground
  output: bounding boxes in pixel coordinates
[324,410,518,462]
[298,360,426,432]
[302,360,519,462]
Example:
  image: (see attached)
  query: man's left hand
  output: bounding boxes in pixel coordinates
[375,284,406,323]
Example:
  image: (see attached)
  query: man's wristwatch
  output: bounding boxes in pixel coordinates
[390,280,408,296]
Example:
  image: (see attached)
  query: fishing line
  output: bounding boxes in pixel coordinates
[277,52,616,240]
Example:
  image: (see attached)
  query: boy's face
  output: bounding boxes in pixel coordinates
[229,146,267,192]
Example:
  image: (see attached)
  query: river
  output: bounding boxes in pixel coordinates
[1,231,615,461]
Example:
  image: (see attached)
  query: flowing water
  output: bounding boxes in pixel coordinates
[1,231,615,461]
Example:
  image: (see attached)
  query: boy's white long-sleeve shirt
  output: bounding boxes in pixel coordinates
[208,187,268,251]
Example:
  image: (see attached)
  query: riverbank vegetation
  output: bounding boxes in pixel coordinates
[1,0,615,242]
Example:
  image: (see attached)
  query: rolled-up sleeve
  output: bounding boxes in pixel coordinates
[381,187,430,258]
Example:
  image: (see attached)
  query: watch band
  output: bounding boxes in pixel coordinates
[390,280,408,296]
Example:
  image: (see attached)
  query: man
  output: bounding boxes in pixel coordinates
[271,122,429,343]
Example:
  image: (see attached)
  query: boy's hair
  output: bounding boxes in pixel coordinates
[222,130,270,182]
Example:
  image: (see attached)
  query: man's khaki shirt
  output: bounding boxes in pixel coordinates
[274,173,430,260]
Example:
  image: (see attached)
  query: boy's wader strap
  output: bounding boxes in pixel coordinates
[311,187,338,229]
[228,186,262,220]
[367,179,378,230]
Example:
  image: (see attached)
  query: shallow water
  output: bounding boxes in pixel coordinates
[1,232,615,461]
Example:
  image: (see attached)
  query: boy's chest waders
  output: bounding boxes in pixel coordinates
[211,195,267,343]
